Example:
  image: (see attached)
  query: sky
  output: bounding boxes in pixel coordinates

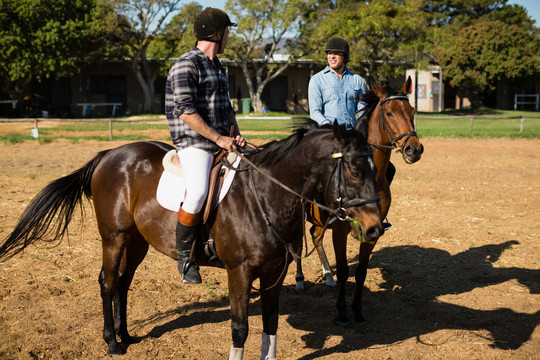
[199,0,540,25]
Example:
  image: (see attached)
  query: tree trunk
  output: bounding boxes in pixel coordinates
[132,66,154,113]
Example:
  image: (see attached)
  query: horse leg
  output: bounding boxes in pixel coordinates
[316,240,336,288]
[98,233,129,355]
[260,271,286,360]
[332,223,351,327]
[295,224,312,292]
[114,234,149,344]
[227,265,252,360]
[295,225,336,292]
[295,258,305,292]
[351,241,376,323]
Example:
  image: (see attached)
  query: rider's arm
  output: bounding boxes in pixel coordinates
[180,112,238,151]
[228,112,246,148]
[308,75,331,126]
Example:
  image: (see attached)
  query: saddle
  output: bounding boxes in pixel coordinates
[203,149,228,224]
[166,149,235,268]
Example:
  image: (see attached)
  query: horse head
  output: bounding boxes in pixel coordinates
[368,76,424,164]
[321,122,383,243]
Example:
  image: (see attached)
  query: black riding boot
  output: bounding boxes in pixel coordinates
[176,221,202,284]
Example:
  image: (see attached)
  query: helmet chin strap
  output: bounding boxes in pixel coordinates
[197,32,224,54]
[331,63,346,74]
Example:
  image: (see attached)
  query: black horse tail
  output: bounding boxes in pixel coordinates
[0,149,111,262]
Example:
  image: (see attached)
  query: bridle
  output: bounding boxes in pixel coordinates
[324,150,380,219]
[231,148,379,227]
[373,95,419,164]
[229,146,380,289]
[230,146,379,243]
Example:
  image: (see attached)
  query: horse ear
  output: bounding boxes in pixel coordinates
[370,81,386,99]
[401,76,413,95]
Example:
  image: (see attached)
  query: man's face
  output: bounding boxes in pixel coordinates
[218,27,229,54]
[326,51,345,71]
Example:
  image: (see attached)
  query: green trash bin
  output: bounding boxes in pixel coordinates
[241,98,251,114]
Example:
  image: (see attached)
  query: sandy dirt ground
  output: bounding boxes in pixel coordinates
[0,123,538,359]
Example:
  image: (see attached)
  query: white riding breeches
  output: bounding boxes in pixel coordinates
[177,147,214,214]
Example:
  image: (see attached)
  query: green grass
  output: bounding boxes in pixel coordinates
[44,121,169,132]
[416,114,540,138]
[0,133,30,144]
[1,110,538,144]
[236,118,295,132]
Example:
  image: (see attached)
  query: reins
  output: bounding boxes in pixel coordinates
[231,149,378,224]
[227,145,380,290]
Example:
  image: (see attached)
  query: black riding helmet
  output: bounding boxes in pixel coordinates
[194,7,237,41]
[325,37,350,63]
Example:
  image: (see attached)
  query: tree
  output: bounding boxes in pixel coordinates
[436,20,539,107]
[305,0,429,83]
[224,0,317,112]
[106,0,194,113]
[0,0,98,99]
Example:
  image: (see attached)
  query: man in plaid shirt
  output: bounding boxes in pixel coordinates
[165,7,246,284]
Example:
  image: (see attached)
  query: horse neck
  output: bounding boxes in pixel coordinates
[367,104,392,179]
[255,131,334,198]
[368,103,391,148]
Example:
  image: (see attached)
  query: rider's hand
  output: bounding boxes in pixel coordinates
[216,134,246,151]
[215,135,236,151]
[234,135,246,148]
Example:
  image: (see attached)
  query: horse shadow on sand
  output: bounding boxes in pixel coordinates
[283,240,539,359]
[129,240,539,357]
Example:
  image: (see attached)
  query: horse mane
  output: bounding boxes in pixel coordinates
[249,119,326,167]
[358,84,406,123]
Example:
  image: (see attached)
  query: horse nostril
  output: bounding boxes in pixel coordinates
[364,225,382,242]
[405,145,415,156]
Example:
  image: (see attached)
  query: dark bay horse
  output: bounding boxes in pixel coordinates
[296,77,424,326]
[0,122,383,359]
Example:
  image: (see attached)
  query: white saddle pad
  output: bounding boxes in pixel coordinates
[156,150,241,212]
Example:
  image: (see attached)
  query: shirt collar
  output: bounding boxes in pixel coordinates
[190,46,222,67]
[323,65,350,76]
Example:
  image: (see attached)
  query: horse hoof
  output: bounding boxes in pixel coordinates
[295,282,305,292]
[325,280,337,289]
[121,335,141,344]
[354,315,367,324]
[335,317,350,328]
[107,343,125,356]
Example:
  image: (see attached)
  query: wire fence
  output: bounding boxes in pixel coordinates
[414,114,540,133]
[1,114,540,140]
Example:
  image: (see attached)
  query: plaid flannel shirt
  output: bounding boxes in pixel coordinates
[165,46,234,151]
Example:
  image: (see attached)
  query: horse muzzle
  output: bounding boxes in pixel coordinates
[346,210,383,244]
[402,142,424,164]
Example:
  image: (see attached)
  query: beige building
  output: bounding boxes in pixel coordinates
[405,66,473,112]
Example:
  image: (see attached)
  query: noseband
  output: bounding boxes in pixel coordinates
[378,95,418,162]
[325,150,380,220]
[231,147,380,247]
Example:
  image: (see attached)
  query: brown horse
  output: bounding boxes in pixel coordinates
[296,77,424,326]
[0,122,383,359]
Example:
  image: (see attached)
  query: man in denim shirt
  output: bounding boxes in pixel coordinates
[309,37,395,230]
[308,37,367,129]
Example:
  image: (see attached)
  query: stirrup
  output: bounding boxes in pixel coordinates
[181,259,202,284]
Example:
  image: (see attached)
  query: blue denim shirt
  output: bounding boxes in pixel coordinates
[308,66,367,129]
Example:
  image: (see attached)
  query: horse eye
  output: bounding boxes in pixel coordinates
[386,112,393,117]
